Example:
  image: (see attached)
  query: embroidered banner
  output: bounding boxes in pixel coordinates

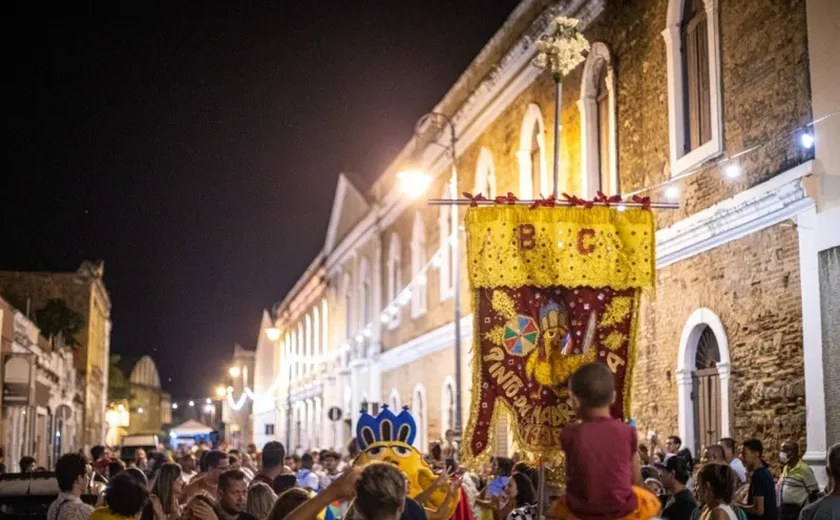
[462,206,655,464]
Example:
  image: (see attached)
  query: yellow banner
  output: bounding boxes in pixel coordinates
[465,206,655,290]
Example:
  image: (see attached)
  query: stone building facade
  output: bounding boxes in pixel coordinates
[0,296,81,471]
[247,0,838,484]
[0,261,112,451]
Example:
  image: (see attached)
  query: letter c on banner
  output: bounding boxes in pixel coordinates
[577,229,596,254]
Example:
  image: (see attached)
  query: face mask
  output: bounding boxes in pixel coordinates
[779,452,789,463]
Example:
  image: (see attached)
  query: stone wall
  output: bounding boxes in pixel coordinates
[631,222,804,470]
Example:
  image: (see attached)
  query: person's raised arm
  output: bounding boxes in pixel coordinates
[416,469,452,506]
[285,469,360,520]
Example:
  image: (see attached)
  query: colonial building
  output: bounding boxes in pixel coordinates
[0,261,112,451]
[0,297,81,471]
[127,356,171,435]
[250,0,838,485]
[220,343,255,449]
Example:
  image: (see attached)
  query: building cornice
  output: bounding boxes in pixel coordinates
[656,160,815,268]
[376,315,474,373]
[325,0,605,267]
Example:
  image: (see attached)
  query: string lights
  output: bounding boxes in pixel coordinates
[227,110,837,412]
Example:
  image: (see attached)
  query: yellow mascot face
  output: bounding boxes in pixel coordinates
[354,406,456,510]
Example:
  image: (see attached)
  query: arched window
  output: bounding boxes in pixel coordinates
[663,0,722,175]
[693,326,721,451]
[412,384,428,451]
[474,147,496,199]
[342,272,352,340]
[321,298,329,358]
[389,389,401,410]
[676,308,731,456]
[518,104,547,199]
[305,314,312,374]
[290,331,298,381]
[439,185,454,301]
[359,257,371,330]
[312,306,320,368]
[579,42,618,197]
[411,211,427,318]
[440,377,456,435]
[297,323,304,380]
[387,235,402,327]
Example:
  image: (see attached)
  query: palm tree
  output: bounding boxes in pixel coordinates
[34,299,84,348]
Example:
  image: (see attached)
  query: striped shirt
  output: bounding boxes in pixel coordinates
[780,460,819,506]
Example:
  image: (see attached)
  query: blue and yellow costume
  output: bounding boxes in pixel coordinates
[353,405,459,516]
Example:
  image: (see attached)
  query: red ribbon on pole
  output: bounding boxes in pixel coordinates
[462,192,487,207]
[632,195,652,210]
[495,192,518,205]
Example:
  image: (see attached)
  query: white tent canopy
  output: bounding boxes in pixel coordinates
[169,419,214,436]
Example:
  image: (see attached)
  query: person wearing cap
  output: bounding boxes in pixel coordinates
[660,456,696,520]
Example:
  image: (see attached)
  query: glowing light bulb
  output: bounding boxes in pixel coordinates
[172,403,178,409]
[189,400,195,407]
[205,398,212,404]
[801,132,814,149]
[137,407,144,414]
[665,185,680,200]
[725,164,741,179]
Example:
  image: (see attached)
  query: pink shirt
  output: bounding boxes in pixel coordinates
[561,417,638,519]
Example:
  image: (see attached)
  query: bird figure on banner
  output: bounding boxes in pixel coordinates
[525,300,598,398]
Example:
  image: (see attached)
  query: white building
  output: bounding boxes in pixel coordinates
[1,298,80,471]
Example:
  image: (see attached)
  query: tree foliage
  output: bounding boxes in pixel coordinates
[108,354,129,401]
[34,299,84,348]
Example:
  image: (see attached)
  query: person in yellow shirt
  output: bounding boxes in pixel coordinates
[89,473,151,520]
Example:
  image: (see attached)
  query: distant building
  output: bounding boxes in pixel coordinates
[0,296,82,471]
[0,261,111,451]
[127,356,170,435]
[221,344,255,449]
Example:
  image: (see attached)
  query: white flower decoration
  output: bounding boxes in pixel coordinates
[532,16,590,80]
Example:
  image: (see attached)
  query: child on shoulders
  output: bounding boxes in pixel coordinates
[550,362,661,520]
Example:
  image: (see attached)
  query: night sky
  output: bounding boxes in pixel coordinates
[3,2,520,398]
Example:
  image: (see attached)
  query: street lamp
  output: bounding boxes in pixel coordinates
[265,327,282,342]
[215,386,227,398]
[229,366,241,378]
[397,111,464,439]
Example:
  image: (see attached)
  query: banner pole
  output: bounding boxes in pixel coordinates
[537,457,547,520]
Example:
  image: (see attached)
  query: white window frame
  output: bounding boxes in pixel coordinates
[440,376,456,435]
[578,42,618,198]
[387,234,402,328]
[662,0,723,176]
[312,306,320,367]
[305,314,312,375]
[297,323,304,380]
[438,185,455,302]
[342,272,353,341]
[411,383,428,451]
[321,298,329,359]
[388,389,401,410]
[411,211,428,318]
[359,256,371,330]
[474,147,497,199]
[517,103,549,199]
[676,307,731,454]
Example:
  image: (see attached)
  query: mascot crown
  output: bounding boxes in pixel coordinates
[356,404,416,449]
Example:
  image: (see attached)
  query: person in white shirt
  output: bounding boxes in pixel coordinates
[47,453,95,520]
[719,437,747,484]
[179,453,198,484]
[296,453,321,491]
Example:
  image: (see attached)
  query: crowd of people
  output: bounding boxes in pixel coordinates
[17,365,839,520]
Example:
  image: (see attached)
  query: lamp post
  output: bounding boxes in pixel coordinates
[397,111,463,438]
